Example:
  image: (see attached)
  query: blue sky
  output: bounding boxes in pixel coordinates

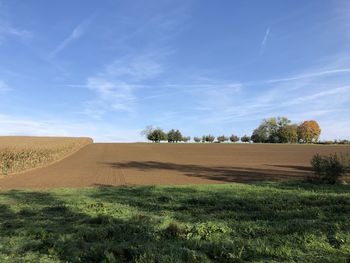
[0,0,350,142]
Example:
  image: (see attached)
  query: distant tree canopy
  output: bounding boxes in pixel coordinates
[217,135,229,143]
[182,136,191,142]
[297,120,321,143]
[141,119,322,144]
[279,124,298,143]
[141,126,167,143]
[241,135,251,143]
[250,117,321,144]
[251,117,291,143]
[193,137,201,143]
[202,135,215,143]
[148,128,167,143]
[167,129,183,143]
[229,135,240,143]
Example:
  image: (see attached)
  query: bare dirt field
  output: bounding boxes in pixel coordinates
[0,143,349,190]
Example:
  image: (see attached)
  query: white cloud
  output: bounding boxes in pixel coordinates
[0,22,31,43]
[49,17,92,58]
[83,53,164,117]
[260,27,270,54]
[0,80,10,92]
[266,68,350,83]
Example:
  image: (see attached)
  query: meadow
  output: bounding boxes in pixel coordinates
[0,137,93,176]
[0,182,349,262]
[0,139,349,262]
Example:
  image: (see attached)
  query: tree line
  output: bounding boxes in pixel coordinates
[141,117,333,144]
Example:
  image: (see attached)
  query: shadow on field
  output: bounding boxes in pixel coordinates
[104,161,310,182]
[1,183,350,262]
[266,164,312,171]
[0,190,162,262]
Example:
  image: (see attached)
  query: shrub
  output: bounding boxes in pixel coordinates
[311,153,349,184]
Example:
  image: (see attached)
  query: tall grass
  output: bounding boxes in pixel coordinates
[0,137,92,175]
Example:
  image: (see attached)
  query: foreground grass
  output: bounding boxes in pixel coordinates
[0,182,349,262]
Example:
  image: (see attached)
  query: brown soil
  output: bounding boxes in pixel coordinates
[0,143,349,190]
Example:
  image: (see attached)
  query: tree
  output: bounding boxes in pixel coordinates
[194,137,201,143]
[182,136,191,143]
[147,128,167,143]
[203,135,215,143]
[251,125,269,143]
[241,135,251,143]
[251,117,292,143]
[167,129,176,143]
[217,135,228,143]
[167,129,183,143]
[298,120,321,143]
[174,130,182,143]
[229,135,240,143]
[279,124,298,143]
[141,125,155,138]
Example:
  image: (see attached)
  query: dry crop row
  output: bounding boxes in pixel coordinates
[0,137,93,175]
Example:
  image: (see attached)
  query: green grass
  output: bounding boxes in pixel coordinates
[0,182,349,262]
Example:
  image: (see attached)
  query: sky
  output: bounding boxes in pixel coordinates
[0,0,350,142]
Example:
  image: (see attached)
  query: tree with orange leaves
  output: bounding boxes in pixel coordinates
[297,120,321,143]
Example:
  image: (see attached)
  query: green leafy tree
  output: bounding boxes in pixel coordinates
[167,129,176,143]
[241,135,251,143]
[217,135,228,143]
[279,124,298,143]
[147,128,167,143]
[229,135,240,143]
[251,117,292,143]
[205,135,215,143]
[251,125,269,143]
[174,130,183,143]
[167,129,183,143]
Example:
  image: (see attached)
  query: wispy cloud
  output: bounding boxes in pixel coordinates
[0,22,32,43]
[266,68,350,83]
[49,17,92,58]
[188,55,350,139]
[0,80,10,92]
[260,27,270,54]
[83,53,165,117]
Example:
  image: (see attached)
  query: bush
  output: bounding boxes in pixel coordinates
[311,153,349,184]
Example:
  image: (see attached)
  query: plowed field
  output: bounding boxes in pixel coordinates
[0,143,349,189]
